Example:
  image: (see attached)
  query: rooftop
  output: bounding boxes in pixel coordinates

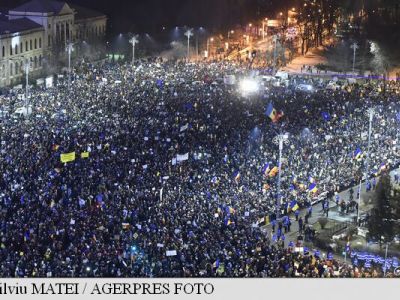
[10,0,67,14]
[0,17,43,35]
[69,4,106,21]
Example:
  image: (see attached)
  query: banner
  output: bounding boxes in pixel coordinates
[180,124,189,132]
[81,152,90,159]
[60,152,76,163]
[176,153,189,162]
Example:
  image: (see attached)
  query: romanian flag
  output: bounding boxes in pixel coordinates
[60,152,76,163]
[233,171,241,183]
[379,162,386,173]
[287,200,299,212]
[81,151,90,159]
[213,259,220,268]
[225,219,234,226]
[227,206,236,214]
[353,148,363,161]
[269,166,279,177]
[265,102,279,122]
[262,163,270,176]
[308,183,318,194]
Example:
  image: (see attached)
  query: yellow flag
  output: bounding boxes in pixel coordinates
[81,152,89,159]
[60,152,76,163]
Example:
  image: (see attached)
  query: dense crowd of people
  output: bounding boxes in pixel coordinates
[0,58,399,277]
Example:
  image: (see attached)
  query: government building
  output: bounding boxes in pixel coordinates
[0,0,107,88]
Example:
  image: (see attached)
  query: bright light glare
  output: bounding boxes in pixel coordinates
[239,79,259,94]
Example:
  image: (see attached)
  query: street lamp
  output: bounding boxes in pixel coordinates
[273,133,289,219]
[228,30,234,39]
[207,37,214,59]
[383,241,390,277]
[66,42,74,90]
[350,42,359,73]
[129,35,139,64]
[357,108,375,225]
[272,35,279,70]
[364,107,375,183]
[262,18,268,40]
[184,29,193,61]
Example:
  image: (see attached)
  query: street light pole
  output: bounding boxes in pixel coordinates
[273,133,289,219]
[66,42,74,91]
[356,179,362,226]
[384,242,389,277]
[185,29,193,61]
[364,107,375,186]
[196,33,199,59]
[350,42,358,73]
[207,37,213,59]
[22,60,30,114]
[262,19,268,40]
[273,35,278,70]
[129,35,139,64]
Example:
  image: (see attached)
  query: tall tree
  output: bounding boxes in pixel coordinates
[367,174,395,248]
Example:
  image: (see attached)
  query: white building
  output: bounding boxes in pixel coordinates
[0,0,107,88]
[0,15,45,87]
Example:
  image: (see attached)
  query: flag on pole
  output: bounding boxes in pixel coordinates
[262,163,270,176]
[265,102,278,122]
[269,166,279,177]
[308,183,318,193]
[233,171,241,183]
[379,162,386,173]
[353,148,363,160]
[287,200,299,212]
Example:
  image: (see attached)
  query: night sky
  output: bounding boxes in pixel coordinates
[3,0,292,34]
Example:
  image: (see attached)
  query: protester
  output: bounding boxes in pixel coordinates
[0,58,399,277]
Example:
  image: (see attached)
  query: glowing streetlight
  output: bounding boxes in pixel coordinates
[239,78,259,94]
[184,28,193,60]
[273,133,289,218]
[129,35,139,64]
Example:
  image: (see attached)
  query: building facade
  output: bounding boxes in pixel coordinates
[0,16,45,87]
[0,0,107,88]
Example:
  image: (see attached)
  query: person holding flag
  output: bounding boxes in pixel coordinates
[265,102,284,123]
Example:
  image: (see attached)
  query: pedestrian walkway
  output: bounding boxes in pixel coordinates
[262,168,400,260]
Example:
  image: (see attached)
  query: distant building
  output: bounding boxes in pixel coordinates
[0,15,44,87]
[0,0,107,88]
